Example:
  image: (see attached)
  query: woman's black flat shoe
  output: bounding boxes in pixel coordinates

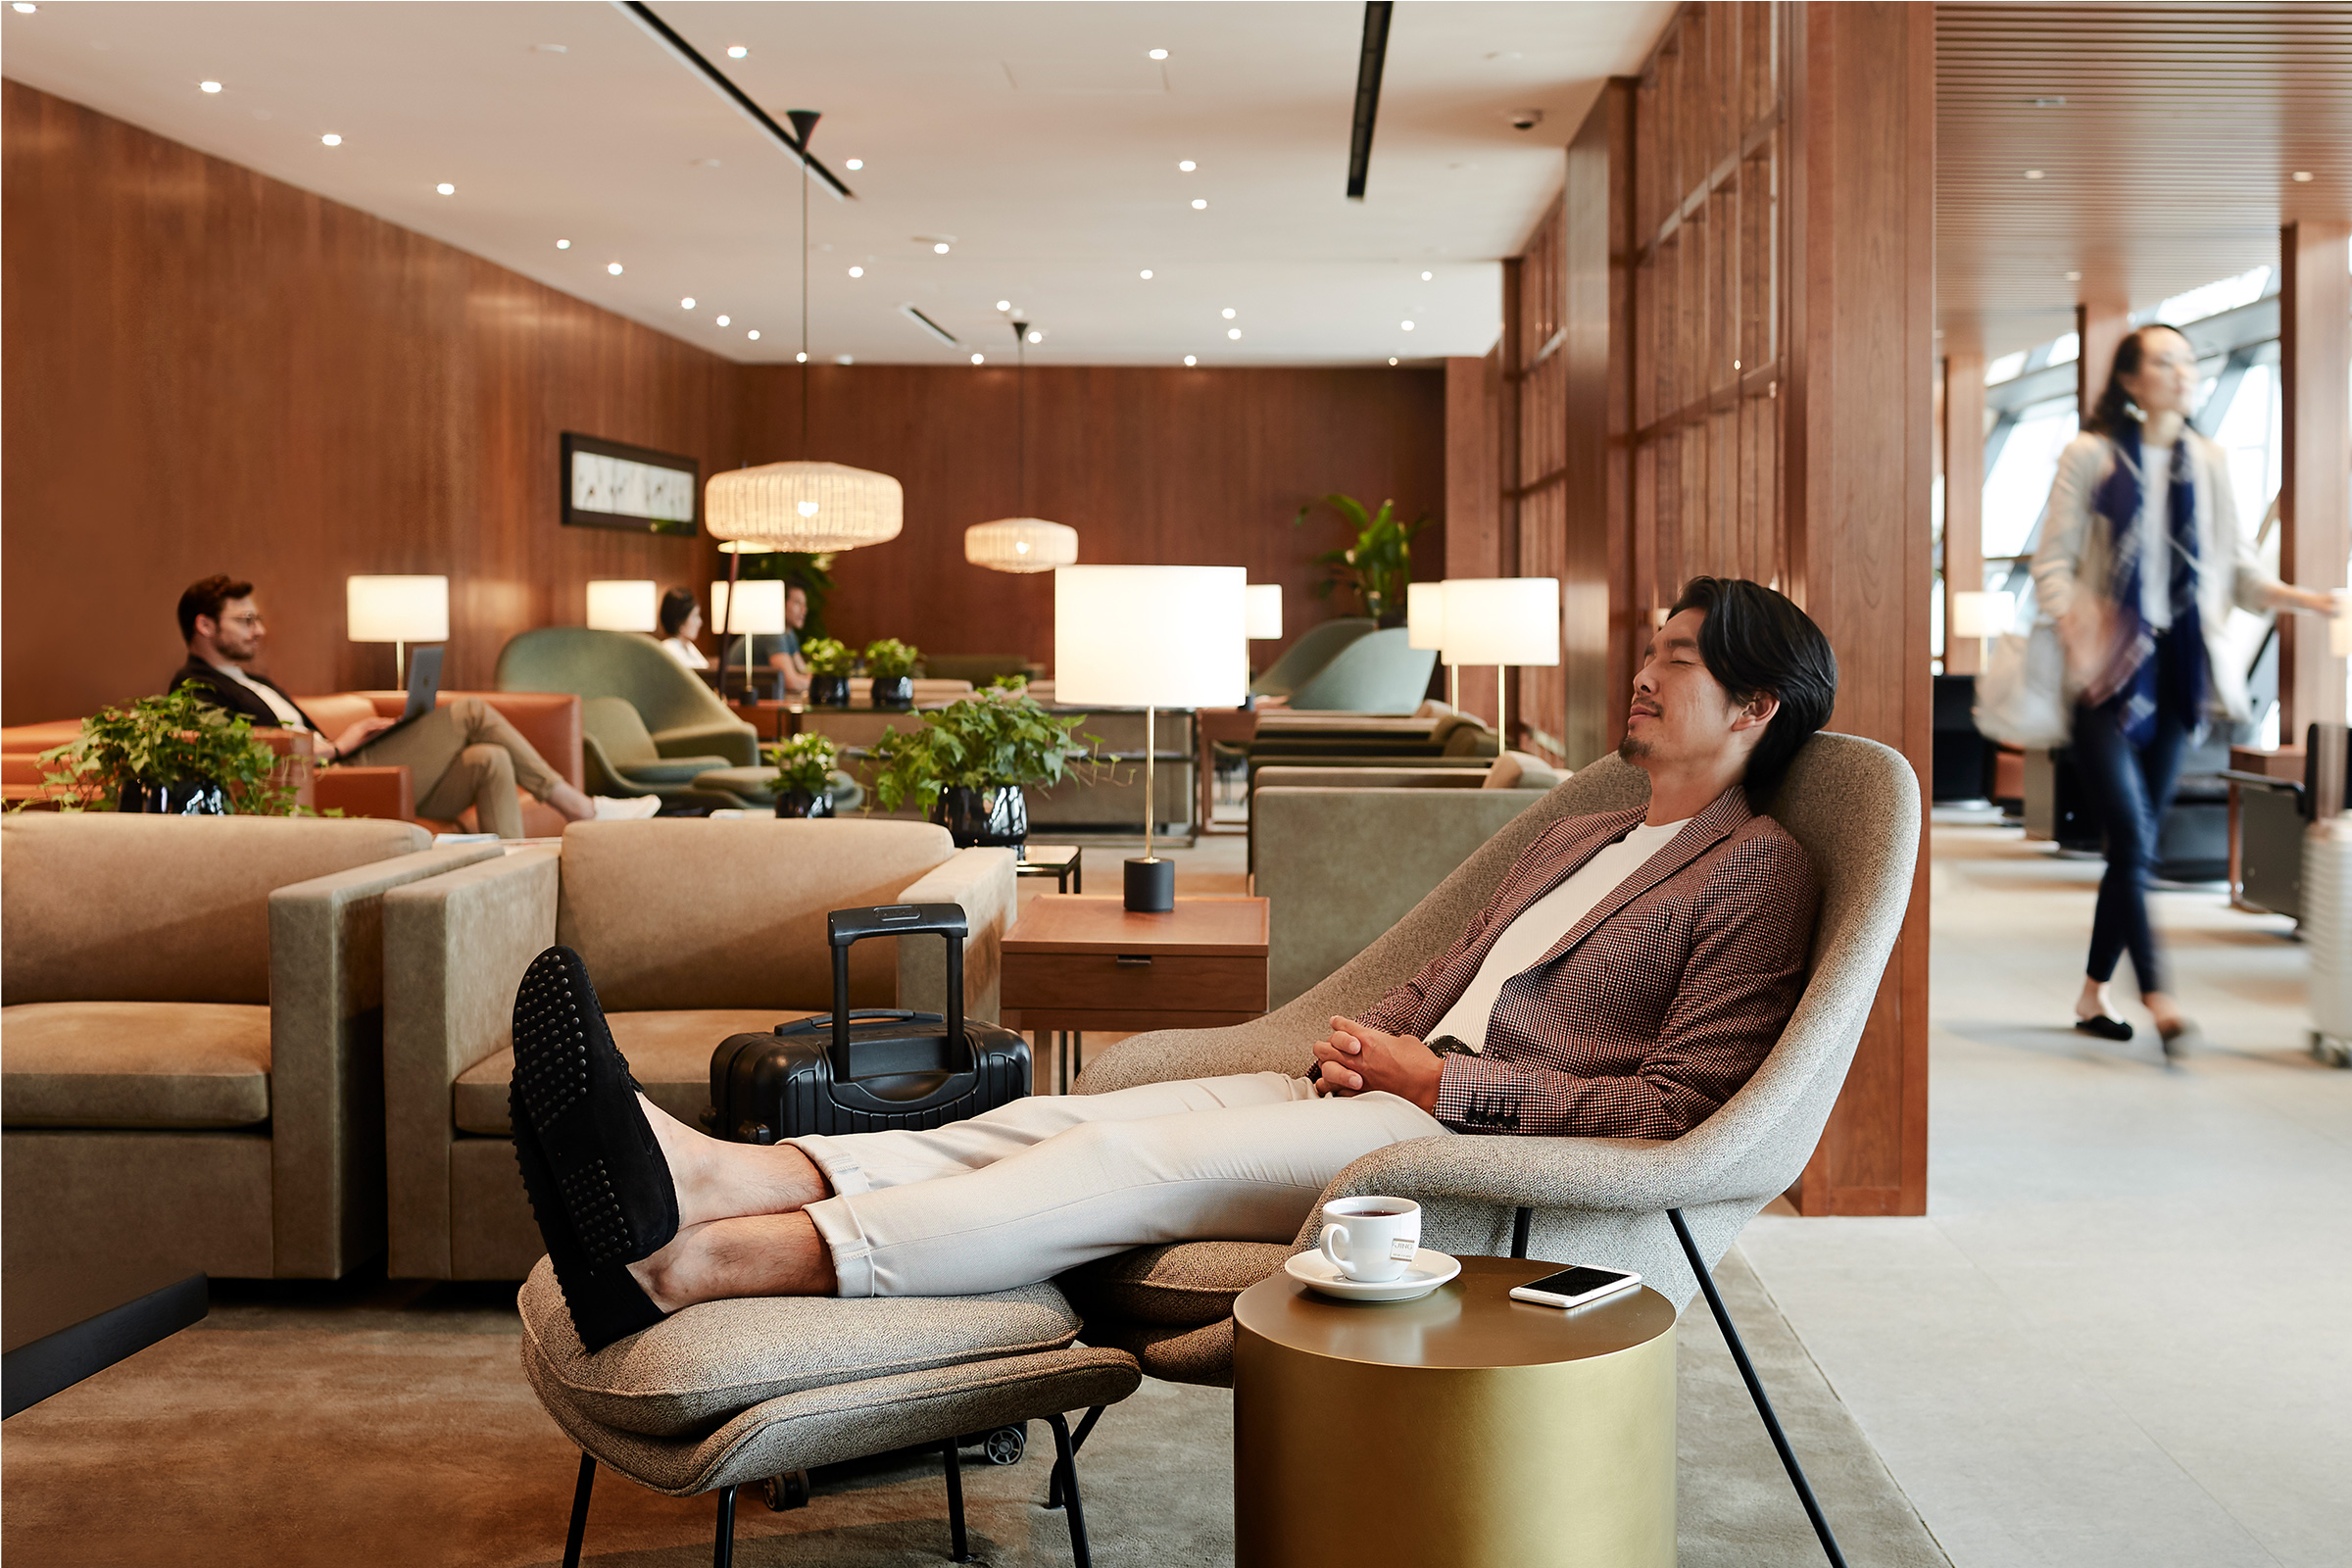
[2075,1014,2134,1042]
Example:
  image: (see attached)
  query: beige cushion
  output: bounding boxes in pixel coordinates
[1078,1316,1238,1389]
[1,1001,271,1127]
[1482,753,1525,790]
[555,820,956,1012]
[1488,749,1565,791]
[516,1255,1085,1437]
[453,1008,811,1135]
[1059,1240,1292,1326]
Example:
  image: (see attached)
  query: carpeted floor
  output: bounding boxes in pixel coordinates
[1,1247,1944,1566]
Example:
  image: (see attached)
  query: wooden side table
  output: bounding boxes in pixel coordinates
[1000,895,1269,1091]
[1233,1256,1677,1568]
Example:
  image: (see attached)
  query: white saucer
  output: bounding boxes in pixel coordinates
[1284,1248,1462,1302]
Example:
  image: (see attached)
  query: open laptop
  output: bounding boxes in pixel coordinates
[366,645,444,747]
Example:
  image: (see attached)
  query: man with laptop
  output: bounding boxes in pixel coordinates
[170,573,651,837]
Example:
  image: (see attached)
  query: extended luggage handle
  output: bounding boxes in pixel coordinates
[825,904,967,1060]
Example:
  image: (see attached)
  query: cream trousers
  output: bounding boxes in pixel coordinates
[789,1072,1449,1298]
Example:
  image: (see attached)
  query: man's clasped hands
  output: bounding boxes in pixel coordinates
[1311,1017,1444,1112]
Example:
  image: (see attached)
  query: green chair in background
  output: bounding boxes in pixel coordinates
[579,698,736,802]
[1250,617,1373,701]
[495,628,758,770]
[1283,627,1438,713]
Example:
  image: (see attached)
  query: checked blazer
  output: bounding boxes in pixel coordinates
[1355,784,1818,1141]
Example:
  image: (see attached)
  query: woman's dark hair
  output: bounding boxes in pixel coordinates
[659,586,699,638]
[1663,575,1839,807]
[2084,324,2189,439]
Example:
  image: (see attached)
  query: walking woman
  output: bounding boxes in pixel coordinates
[2033,324,2338,1054]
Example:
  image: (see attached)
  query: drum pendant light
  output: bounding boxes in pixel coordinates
[965,318,1077,573]
[706,108,903,554]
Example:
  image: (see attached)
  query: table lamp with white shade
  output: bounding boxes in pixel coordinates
[1055,565,1249,911]
[710,577,787,699]
[1947,590,2016,668]
[1407,580,1451,707]
[585,579,659,633]
[1441,577,1560,748]
[346,575,449,687]
[1246,583,1284,642]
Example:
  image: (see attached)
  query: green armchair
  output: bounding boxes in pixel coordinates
[1250,617,1373,700]
[1282,627,1439,713]
[579,697,735,802]
[495,628,758,768]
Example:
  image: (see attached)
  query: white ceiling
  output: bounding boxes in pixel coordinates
[2,0,1673,367]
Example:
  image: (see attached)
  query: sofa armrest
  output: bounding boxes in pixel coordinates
[380,847,561,1277]
[893,847,1016,1024]
[315,765,415,821]
[651,720,759,766]
[266,842,506,1276]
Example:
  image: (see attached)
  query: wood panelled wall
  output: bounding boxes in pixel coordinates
[1,79,1446,722]
[1455,0,1935,1215]
[1,80,737,721]
[738,366,1445,670]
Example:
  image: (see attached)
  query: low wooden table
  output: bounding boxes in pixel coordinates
[1000,894,1269,1091]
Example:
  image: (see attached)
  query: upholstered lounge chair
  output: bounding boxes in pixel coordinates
[577,696,734,802]
[379,819,1015,1280]
[496,627,758,770]
[1280,626,1440,713]
[0,816,499,1282]
[1250,616,1373,701]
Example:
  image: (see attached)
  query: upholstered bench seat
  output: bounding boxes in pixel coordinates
[1,1001,271,1128]
[451,1010,811,1135]
[1061,1240,1291,1326]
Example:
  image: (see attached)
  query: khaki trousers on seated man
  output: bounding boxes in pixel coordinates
[514,576,1840,1352]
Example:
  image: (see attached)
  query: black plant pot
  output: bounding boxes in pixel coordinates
[932,784,1028,849]
[119,778,227,815]
[870,674,914,710]
[809,674,853,708]
[772,786,835,819]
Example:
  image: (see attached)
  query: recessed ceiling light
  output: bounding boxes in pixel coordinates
[1227,327,1242,340]
[1192,198,1207,210]
[848,266,863,277]
[716,315,730,325]
[607,261,622,274]
[726,44,748,58]
[2293,171,2315,182]
[1389,357,1399,366]
[680,297,696,309]
[532,43,566,54]
[200,80,222,93]
[1221,308,1236,319]
[1139,269,1153,280]
[12,5,38,13]
[996,299,1011,312]
[1400,320,1414,331]
[1149,48,1169,60]
[1184,355,1198,367]
[970,353,985,365]
[2065,270,2082,281]
[2024,170,2044,180]
[1420,270,1433,280]
[320,133,341,146]
[837,355,855,366]
[748,329,760,340]
[933,242,951,254]
[1027,329,1042,344]
[436,182,456,195]
[845,159,863,171]
[1178,160,1197,172]
[796,352,808,364]
[556,239,571,250]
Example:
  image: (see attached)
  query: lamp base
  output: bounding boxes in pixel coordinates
[1123,857,1175,913]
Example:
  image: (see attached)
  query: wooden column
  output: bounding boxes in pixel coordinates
[1445,352,1503,724]
[1782,0,1936,1216]
[2279,220,2352,737]
[2076,301,2131,424]
[1941,350,1986,674]
[1561,81,1637,764]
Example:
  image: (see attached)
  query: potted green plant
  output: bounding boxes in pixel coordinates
[863,638,921,710]
[1295,492,1430,626]
[24,690,307,815]
[765,732,840,818]
[802,637,858,708]
[868,688,1094,848]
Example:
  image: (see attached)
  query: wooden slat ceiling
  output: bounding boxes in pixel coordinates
[1936,2,2352,359]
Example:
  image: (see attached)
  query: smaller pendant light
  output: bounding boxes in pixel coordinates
[965,318,1078,574]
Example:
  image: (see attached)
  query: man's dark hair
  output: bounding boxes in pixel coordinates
[1664,575,1838,806]
[659,586,698,637]
[2083,323,2189,439]
[178,575,254,642]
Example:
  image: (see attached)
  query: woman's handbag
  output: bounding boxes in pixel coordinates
[1974,619,2074,749]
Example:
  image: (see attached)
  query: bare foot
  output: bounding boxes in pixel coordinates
[2143,991,2185,1035]
[2075,977,2120,1023]
[638,1095,831,1230]
[628,1212,837,1310]
[546,781,595,823]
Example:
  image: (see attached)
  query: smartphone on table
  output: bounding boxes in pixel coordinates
[1508,1264,1642,1309]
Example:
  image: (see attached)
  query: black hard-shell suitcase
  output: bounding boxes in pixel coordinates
[707,903,1030,1145]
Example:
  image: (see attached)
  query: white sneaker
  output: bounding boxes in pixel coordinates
[592,796,662,821]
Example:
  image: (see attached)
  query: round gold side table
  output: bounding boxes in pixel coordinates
[1233,1254,1676,1568]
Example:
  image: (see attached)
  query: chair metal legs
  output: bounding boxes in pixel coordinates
[711,1483,738,1568]
[1045,1404,1105,1510]
[1666,1207,1849,1568]
[1045,1412,1095,1568]
[942,1440,975,1562]
[562,1452,596,1568]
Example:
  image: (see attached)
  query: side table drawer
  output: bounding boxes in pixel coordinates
[1002,951,1268,1016]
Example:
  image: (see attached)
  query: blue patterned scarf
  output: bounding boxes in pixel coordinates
[2086,420,2203,746]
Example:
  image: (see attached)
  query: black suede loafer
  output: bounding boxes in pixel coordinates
[512,1114,665,1351]
[2074,1013,2133,1042]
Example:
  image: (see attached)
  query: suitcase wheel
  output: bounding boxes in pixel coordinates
[979,1424,1027,1466]
[762,1469,811,1511]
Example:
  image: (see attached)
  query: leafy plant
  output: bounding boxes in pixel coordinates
[766,732,840,796]
[863,638,920,679]
[1294,493,1429,626]
[21,690,311,815]
[733,550,837,638]
[868,688,1097,814]
[801,636,858,677]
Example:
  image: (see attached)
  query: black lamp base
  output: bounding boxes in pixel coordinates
[1123,857,1175,912]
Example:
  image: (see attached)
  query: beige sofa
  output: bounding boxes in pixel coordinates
[380,818,1018,1280]
[1,815,499,1282]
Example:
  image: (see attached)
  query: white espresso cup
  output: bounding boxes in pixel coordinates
[1318,1196,1422,1283]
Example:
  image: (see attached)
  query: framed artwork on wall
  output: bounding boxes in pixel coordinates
[561,432,700,537]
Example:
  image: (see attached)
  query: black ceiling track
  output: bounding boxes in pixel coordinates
[1346,1,1394,201]
[617,1,855,200]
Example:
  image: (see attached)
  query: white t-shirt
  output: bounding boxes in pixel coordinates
[215,661,309,730]
[661,636,710,669]
[2137,439,2175,632]
[1425,817,1692,1051]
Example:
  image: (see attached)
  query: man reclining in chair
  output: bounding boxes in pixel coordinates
[514,577,1838,1349]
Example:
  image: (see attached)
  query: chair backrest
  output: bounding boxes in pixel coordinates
[552,818,960,1011]
[1284,628,1439,713]
[0,814,431,1004]
[1251,618,1375,699]
[581,697,661,767]
[496,628,749,748]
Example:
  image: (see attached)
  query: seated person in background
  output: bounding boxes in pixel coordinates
[657,587,708,669]
[170,574,653,837]
[515,576,1837,1348]
[718,580,812,699]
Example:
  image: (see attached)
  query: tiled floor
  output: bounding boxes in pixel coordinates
[1741,819,2351,1568]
